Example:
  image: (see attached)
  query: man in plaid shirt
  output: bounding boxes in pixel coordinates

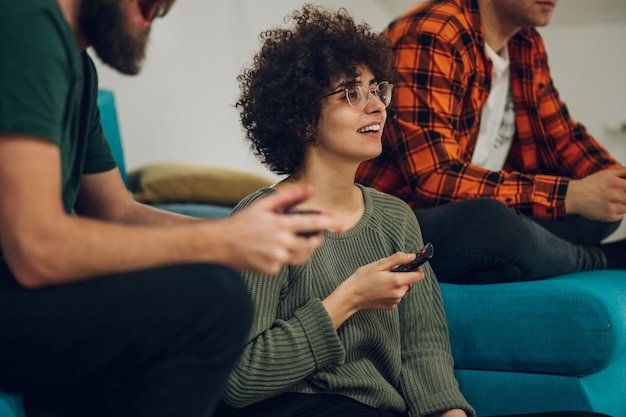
[356,0,626,283]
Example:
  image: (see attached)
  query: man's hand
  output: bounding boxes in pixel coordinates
[565,167,626,222]
[215,186,344,275]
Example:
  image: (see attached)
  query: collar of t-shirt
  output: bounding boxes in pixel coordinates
[471,43,516,171]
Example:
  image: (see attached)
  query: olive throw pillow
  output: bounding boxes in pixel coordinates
[128,162,275,206]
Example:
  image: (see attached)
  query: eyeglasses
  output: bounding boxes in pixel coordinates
[155,0,176,18]
[321,81,393,110]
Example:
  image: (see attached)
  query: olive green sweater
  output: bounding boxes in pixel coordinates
[223,185,474,417]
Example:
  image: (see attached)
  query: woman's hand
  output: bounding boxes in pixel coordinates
[429,409,469,417]
[322,252,425,328]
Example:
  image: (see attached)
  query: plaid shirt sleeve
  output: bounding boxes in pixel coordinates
[507,29,620,218]
[356,0,620,220]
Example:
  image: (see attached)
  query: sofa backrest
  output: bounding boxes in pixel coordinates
[97,89,128,186]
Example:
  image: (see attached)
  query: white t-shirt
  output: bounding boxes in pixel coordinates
[471,44,516,171]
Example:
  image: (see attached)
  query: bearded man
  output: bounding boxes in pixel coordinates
[0,1,343,416]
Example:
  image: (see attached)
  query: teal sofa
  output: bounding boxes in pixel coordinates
[2,90,625,417]
[443,271,626,417]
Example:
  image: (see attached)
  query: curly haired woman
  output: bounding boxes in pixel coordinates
[214,5,474,417]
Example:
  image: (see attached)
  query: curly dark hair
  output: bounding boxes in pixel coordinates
[236,4,395,175]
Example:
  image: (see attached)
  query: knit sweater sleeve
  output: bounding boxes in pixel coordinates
[400,267,475,417]
[362,187,474,416]
[221,189,346,408]
[396,216,475,417]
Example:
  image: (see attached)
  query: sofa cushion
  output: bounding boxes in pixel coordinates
[128,162,274,206]
[154,203,232,219]
[0,392,24,417]
[97,89,127,186]
[440,270,626,375]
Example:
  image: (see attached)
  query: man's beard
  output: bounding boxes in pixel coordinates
[79,0,149,75]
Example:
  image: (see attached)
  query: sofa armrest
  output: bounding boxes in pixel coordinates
[440,270,626,375]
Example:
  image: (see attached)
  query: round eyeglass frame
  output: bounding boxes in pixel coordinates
[321,81,393,110]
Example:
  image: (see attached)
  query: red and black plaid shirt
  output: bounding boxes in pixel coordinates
[356,0,619,219]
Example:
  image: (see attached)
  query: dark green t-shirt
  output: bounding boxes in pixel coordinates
[0,0,117,264]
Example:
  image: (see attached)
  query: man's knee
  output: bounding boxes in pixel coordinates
[157,264,253,351]
[456,198,517,219]
[113,264,252,359]
[415,198,521,243]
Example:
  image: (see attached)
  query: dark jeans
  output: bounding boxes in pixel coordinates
[492,414,611,417]
[414,199,620,284]
[0,263,252,417]
[214,392,610,417]
[214,393,407,417]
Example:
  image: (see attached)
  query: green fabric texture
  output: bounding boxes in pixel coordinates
[222,185,474,417]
